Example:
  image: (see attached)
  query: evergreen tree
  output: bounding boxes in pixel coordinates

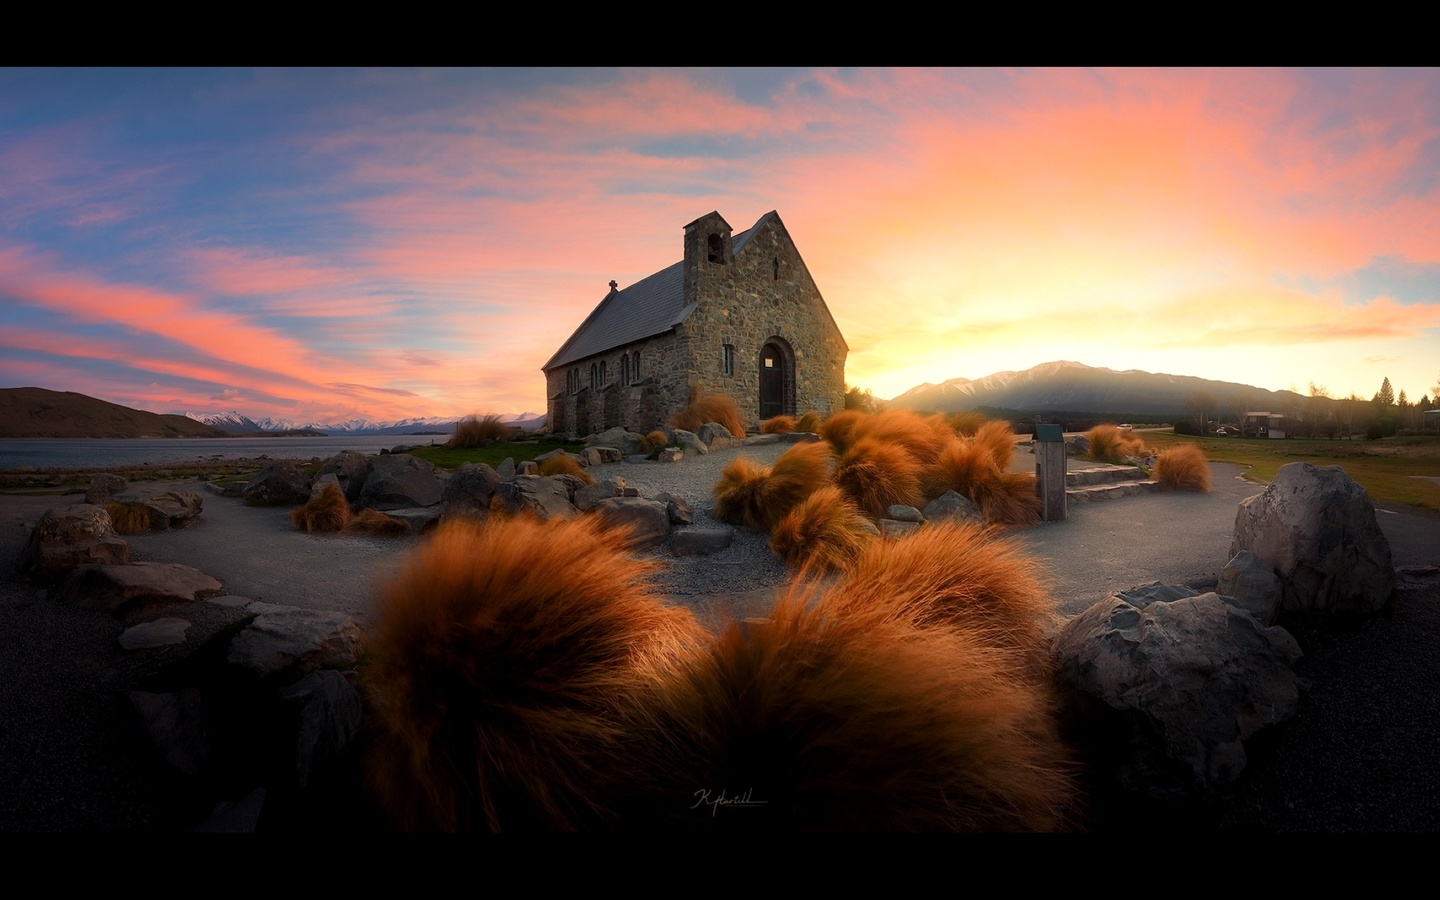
[1377,377,1395,406]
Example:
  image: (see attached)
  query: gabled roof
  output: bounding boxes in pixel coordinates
[542,212,776,371]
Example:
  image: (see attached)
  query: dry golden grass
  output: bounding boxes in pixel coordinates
[1153,444,1211,492]
[973,420,1017,469]
[712,456,773,530]
[834,437,925,518]
[671,388,747,440]
[768,484,873,573]
[817,409,866,455]
[794,410,822,434]
[364,515,708,831]
[632,582,1075,830]
[760,415,797,434]
[947,411,990,438]
[289,483,351,533]
[851,409,949,466]
[345,508,411,536]
[922,437,1000,502]
[448,413,508,449]
[105,502,152,535]
[1086,424,1150,462]
[711,442,834,532]
[536,454,595,485]
[639,430,669,454]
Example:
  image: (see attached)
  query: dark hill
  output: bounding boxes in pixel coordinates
[0,388,226,439]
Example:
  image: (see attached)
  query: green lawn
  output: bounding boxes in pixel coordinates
[1146,432,1440,511]
[408,440,586,470]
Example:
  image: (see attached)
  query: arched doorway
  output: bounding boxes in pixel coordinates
[759,339,792,421]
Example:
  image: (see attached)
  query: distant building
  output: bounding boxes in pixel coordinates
[542,210,848,437]
[1243,411,1287,439]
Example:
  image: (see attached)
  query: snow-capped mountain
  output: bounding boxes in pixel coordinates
[180,410,546,435]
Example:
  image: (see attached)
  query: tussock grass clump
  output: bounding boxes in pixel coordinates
[795,410,823,434]
[364,516,708,831]
[972,471,1043,531]
[711,442,834,532]
[760,415,797,435]
[712,457,773,530]
[1087,424,1150,462]
[1153,444,1211,492]
[768,485,874,573]
[448,413,509,449]
[105,502,152,535]
[537,454,595,485]
[923,438,1001,502]
[289,483,351,533]
[639,430,669,454]
[817,409,866,455]
[834,437,925,519]
[947,411,990,438]
[851,410,949,467]
[922,437,1040,529]
[973,420,1017,470]
[635,583,1075,831]
[345,508,411,536]
[672,388,746,441]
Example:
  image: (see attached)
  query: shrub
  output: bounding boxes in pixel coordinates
[289,482,351,533]
[973,420,1017,470]
[345,508,411,536]
[947,411,990,438]
[851,409,949,467]
[768,484,874,573]
[973,471,1043,530]
[105,501,152,535]
[639,430,669,454]
[1086,424,1150,462]
[817,409,866,455]
[536,454,595,485]
[1153,444,1211,492]
[364,516,707,831]
[671,388,746,441]
[834,437,925,519]
[712,457,773,530]
[794,411,822,434]
[634,583,1075,830]
[448,414,508,449]
[922,437,1001,502]
[711,442,834,532]
[760,415,797,435]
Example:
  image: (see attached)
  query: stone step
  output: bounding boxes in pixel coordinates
[1066,480,1160,503]
[1065,464,1149,487]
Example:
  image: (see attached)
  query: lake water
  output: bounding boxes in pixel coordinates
[0,435,449,471]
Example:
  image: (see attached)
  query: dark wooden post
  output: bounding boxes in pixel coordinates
[1033,423,1067,522]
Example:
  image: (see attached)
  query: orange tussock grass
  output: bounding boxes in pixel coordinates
[850,409,949,467]
[364,515,708,831]
[975,471,1042,530]
[794,410,822,434]
[632,585,1075,831]
[818,409,866,454]
[973,420,1017,470]
[1086,424,1150,462]
[289,483,351,533]
[826,521,1056,685]
[713,456,773,530]
[834,437,925,519]
[947,411,990,438]
[768,484,874,573]
[537,455,595,485]
[671,388,746,440]
[760,415,797,434]
[922,437,1001,502]
[1153,444,1211,492]
[344,508,411,536]
[105,502,152,535]
[639,430,669,454]
[448,413,508,449]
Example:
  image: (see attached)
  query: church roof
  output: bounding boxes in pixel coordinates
[542,211,776,371]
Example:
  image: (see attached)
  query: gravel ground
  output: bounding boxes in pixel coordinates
[2,439,1437,831]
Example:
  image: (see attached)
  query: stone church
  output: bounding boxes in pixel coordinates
[543,210,848,437]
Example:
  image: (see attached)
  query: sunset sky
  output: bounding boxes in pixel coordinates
[2,67,1437,423]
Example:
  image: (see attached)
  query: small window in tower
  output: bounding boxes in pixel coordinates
[707,233,724,263]
[622,355,630,386]
[773,257,779,280]
[722,343,735,377]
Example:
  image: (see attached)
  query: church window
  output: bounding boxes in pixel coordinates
[722,343,735,377]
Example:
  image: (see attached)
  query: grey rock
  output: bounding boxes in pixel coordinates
[588,427,644,456]
[277,670,364,789]
[656,448,685,462]
[360,454,444,510]
[697,423,735,446]
[319,450,373,503]
[742,433,781,446]
[227,605,365,683]
[672,428,709,457]
[84,473,129,505]
[781,432,821,443]
[496,457,516,479]
[128,689,208,777]
[491,475,577,521]
[22,504,129,580]
[1217,551,1285,626]
[1053,589,1302,798]
[120,617,191,650]
[242,462,311,507]
[921,491,982,524]
[665,495,695,526]
[671,527,734,556]
[58,561,222,613]
[112,490,204,530]
[1230,462,1395,617]
[574,478,625,511]
[309,473,341,499]
[441,461,501,516]
[593,497,671,550]
[517,460,539,476]
[885,504,924,523]
[382,506,440,534]
[878,519,921,538]
[1066,435,1091,457]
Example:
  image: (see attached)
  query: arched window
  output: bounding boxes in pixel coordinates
[590,363,597,391]
[632,351,640,381]
[599,360,606,386]
[622,354,630,386]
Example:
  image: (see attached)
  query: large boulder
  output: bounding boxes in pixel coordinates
[360,454,444,510]
[1052,588,1302,798]
[490,475,577,521]
[57,561,223,613]
[440,461,501,520]
[318,451,372,503]
[226,602,366,684]
[112,490,204,530]
[22,504,129,580]
[84,473,129,505]
[1217,550,1284,626]
[243,462,311,507]
[1230,462,1395,617]
[587,427,643,456]
[592,497,670,550]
